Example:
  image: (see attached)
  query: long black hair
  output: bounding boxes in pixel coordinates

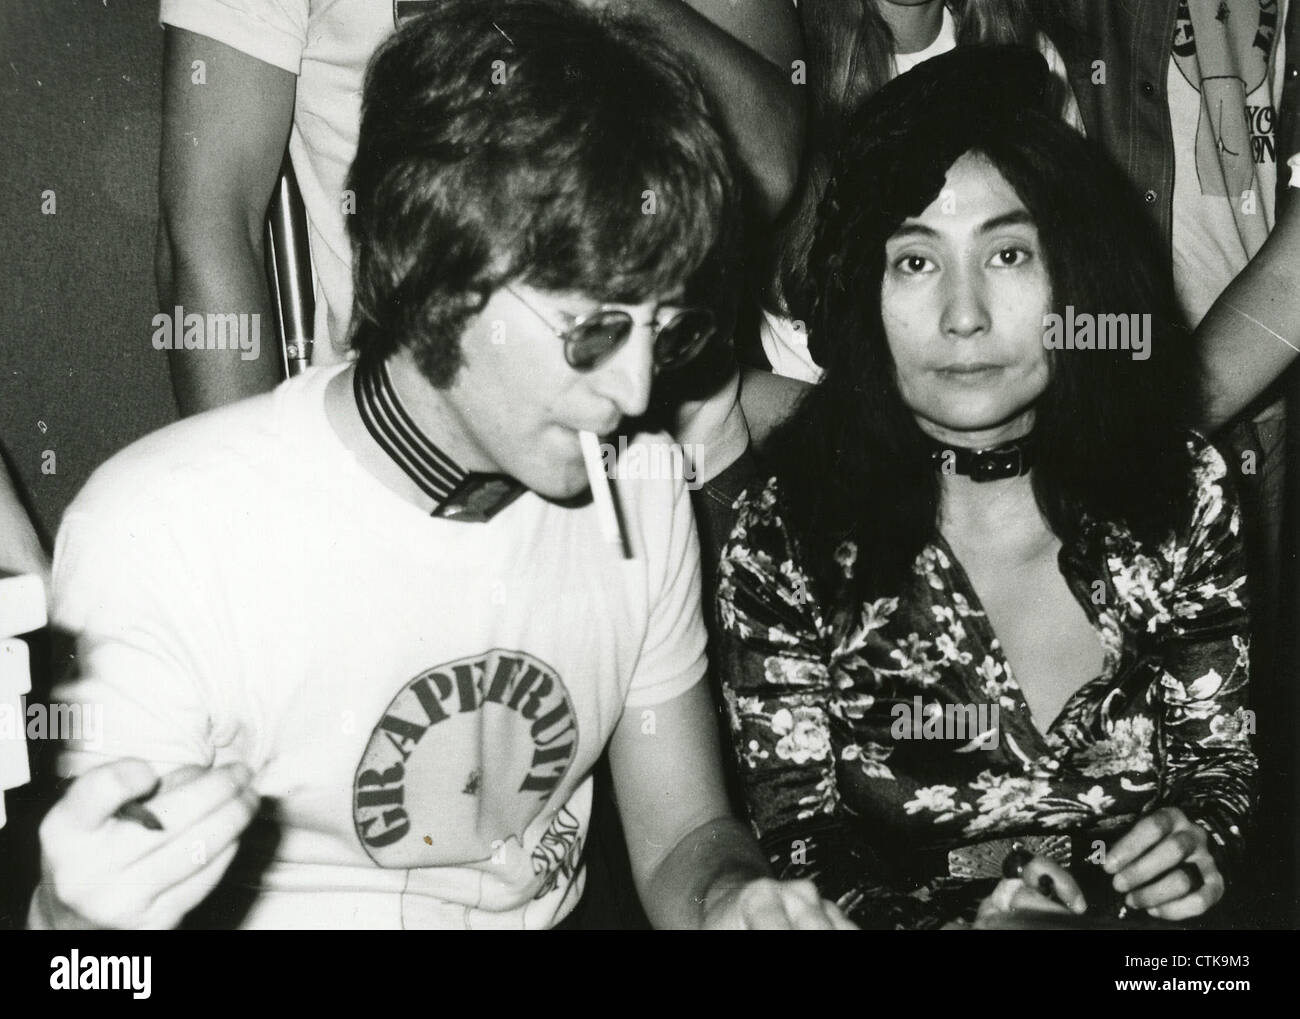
[766,46,1196,603]
[774,1,1070,320]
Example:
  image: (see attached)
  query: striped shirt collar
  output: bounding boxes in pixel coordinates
[353,358,523,521]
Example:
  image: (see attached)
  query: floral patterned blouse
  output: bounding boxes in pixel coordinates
[715,438,1256,929]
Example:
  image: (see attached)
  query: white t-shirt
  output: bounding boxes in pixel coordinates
[761,8,1084,383]
[1168,0,1290,327]
[51,366,707,929]
[159,1,431,364]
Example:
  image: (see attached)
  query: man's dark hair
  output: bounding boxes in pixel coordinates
[346,0,741,384]
[767,46,1198,603]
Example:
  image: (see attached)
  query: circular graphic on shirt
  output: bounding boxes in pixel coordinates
[352,649,579,867]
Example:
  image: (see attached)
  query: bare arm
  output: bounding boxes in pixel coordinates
[1196,196,1300,432]
[739,366,813,450]
[156,28,295,415]
[609,681,763,928]
[591,0,805,221]
[608,680,851,929]
[0,459,48,585]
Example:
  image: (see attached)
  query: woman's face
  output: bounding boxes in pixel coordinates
[880,152,1052,448]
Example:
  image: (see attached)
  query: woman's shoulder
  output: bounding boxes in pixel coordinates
[1096,431,1235,545]
[723,474,796,564]
[728,472,836,560]
[1179,430,1239,541]
[717,473,829,650]
[1099,432,1246,622]
[732,471,784,517]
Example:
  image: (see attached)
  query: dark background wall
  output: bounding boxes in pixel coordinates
[0,0,173,927]
[1,0,175,546]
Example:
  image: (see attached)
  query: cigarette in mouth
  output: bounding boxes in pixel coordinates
[579,430,631,559]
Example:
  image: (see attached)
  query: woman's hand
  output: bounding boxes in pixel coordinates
[973,853,1088,928]
[1104,806,1224,920]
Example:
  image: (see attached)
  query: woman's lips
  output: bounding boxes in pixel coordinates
[935,363,1004,380]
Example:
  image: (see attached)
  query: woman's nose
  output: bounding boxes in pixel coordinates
[940,264,991,339]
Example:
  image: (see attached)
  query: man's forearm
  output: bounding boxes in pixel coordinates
[639,815,771,929]
[739,366,812,450]
[618,0,804,220]
[0,459,48,583]
[156,219,284,417]
[1196,196,1300,431]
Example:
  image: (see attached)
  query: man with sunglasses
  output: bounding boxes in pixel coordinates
[30,0,848,931]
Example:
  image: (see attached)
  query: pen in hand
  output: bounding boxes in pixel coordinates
[114,798,164,831]
[109,761,267,833]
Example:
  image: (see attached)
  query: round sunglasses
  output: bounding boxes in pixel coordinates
[504,285,718,372]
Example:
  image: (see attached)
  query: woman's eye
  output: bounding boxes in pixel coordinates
[894,254,933,275]
[991,246,1032,267]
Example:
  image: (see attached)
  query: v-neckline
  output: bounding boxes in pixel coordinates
[930,531,1117,747]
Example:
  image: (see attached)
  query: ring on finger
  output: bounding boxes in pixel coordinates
[1177,861,1205,894]
[1002,845,1033,880]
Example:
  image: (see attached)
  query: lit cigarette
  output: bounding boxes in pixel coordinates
[579,430,631,559]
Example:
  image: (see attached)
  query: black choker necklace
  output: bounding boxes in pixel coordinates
[354,358,524,521]
[926,436,1033,482]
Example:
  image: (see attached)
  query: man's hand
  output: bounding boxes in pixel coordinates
[702,876,856,930]
[973,853,1088,928]
[30,758,259,930]
[1103,807,1224,920]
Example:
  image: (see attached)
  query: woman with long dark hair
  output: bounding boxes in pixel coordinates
[716,47,1256,929]
[759,0,1079,384]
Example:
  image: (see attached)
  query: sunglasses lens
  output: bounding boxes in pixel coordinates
[654,309,717,369]
[566,312,633,370]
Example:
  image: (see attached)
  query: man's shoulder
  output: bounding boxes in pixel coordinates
[70,380,315,524]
